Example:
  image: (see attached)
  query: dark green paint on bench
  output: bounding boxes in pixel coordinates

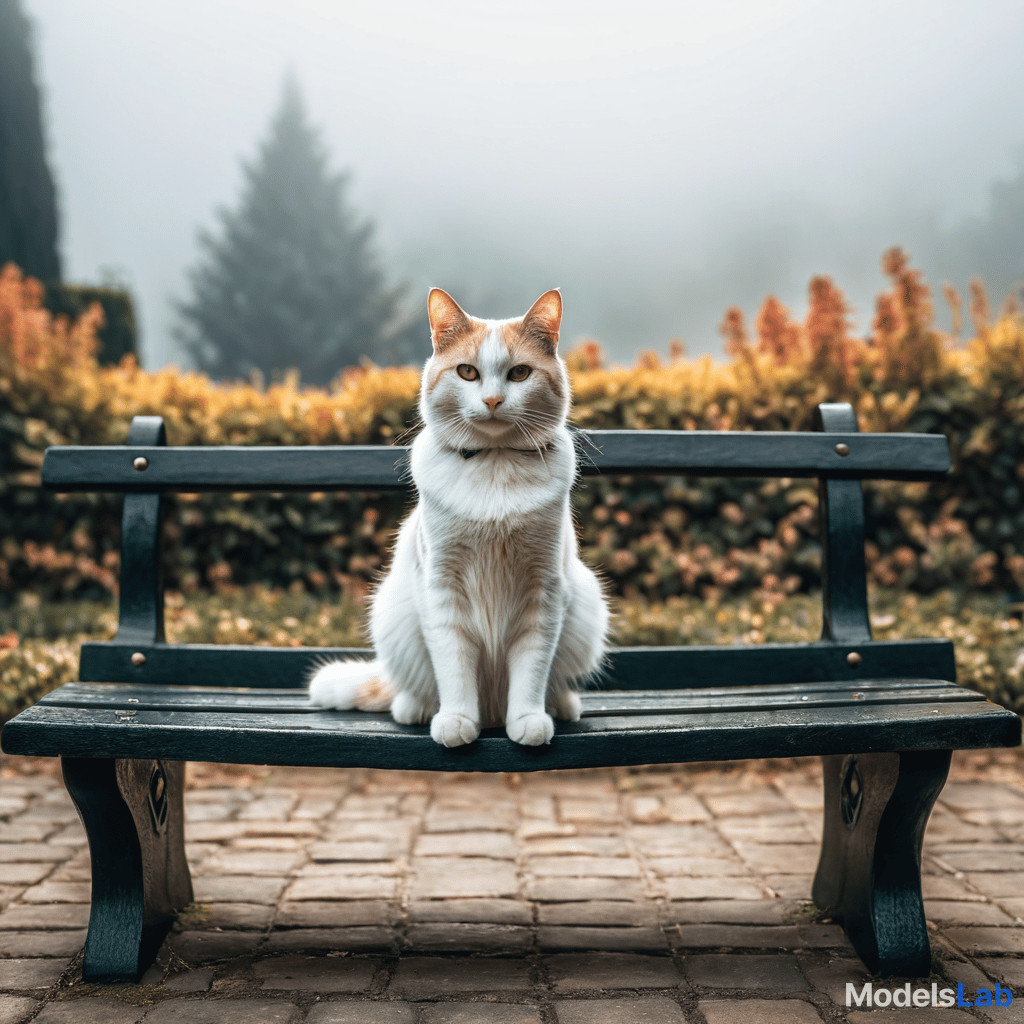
[4,683,1016,772]
[75,637,957,690]
[41,428,951,493]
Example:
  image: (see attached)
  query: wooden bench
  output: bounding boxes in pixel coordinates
[2,402,1019,983]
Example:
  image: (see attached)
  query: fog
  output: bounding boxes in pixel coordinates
[23,0,1024,368]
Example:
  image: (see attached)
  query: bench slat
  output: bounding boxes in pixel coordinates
[3,691,1017,772]
[78,638,957,690]
[41,430,951,492]
[33,681,983,717]
[35,678,971,711]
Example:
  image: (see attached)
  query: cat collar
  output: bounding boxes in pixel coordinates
[460,444,552,459]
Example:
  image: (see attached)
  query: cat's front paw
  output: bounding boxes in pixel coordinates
[506,711,555,746]
[430,712,480,747]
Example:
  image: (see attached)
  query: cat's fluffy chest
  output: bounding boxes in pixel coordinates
[410,424,575,524]
[403,494,574,723]
[412,506,570,656]
[406,424,576,658]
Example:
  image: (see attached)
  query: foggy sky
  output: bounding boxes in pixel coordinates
[22,0,1024,369]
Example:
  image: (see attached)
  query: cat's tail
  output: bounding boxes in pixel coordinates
[308,659,393,711]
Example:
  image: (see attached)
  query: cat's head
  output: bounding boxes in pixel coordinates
[420,288,570,451]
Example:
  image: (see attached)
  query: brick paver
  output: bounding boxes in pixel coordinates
[685,953,809,990]
[304,1003,415,1024]
[144,1000,299,1023]
[0,929,86,957]
[263,926,396,953]
[978,957,1024,986]
[555,997,685,1023]
[405,922,533,952]
[0,958,68,990]
[545,952,683,991]
[389,957,533,999]
[699,998,824,1024]
[0,750,1023,1022]
[193,876,289,903]
[31,999,146,1023]
[255,954,377,992]
[163,967,214,992]
[537,900,658,926]
[408,899,532,925]
[798,955,872,1002]
[539,924,668,950]
[674,923,805,948]
[0,997,38,1024]
[418,1004,542,1023]
[950,921,1024,955]
[527,877,648,901]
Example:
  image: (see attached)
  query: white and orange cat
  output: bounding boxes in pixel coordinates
[308,287,608,747]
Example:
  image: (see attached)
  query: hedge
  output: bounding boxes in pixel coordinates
[1,253,1023,603]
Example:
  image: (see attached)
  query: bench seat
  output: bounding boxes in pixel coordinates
[6,677,1017,772]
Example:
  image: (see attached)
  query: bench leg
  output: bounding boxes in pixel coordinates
[812,749,951,978]
[61,757,193,982]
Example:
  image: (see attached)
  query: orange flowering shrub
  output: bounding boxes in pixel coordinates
[2,253,1023,602]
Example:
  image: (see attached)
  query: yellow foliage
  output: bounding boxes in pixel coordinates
[3,254,1022,450]
[0,262,422,448]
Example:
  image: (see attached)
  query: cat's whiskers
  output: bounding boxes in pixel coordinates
[508,410,559,458]
[438,411,482,453]
[510,420,550,463]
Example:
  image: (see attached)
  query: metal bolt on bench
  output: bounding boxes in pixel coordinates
[1,402,1019,982]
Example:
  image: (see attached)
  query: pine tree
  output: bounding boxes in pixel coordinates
[0,0,61,281]
[177,78,418,385]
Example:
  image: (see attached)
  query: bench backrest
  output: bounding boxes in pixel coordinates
[41,402,955,692]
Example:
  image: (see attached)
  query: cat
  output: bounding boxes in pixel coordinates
[308,287,609,747]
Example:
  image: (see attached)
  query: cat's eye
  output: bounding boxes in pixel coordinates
[507,365,532,382]
[456,364,479,381]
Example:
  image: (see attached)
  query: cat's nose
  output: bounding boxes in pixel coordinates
[483,396,504,413]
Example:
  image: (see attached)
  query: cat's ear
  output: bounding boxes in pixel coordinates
[521,289,562,355]
[427,288,471,353]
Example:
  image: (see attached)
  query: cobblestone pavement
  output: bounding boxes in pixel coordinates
[2,750,1024,1023]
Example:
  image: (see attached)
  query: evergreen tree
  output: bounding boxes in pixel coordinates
[177,78,419,386]
[0,0,61,281]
